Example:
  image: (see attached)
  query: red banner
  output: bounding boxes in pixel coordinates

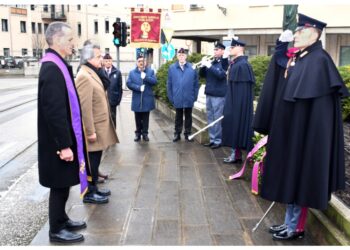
[130,12,161,48]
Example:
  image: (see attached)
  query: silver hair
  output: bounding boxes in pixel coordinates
[45,22,71,46]
[80,41,100,65]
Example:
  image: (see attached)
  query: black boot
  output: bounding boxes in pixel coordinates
[142,134,149,141]
[173,133,181,142]
[134,134,141,142]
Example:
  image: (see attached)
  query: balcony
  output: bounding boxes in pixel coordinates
[41,12,67,21]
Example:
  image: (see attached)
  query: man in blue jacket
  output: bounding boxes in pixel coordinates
[199,41,228,149]
[167,48,199,142]
[127,54,157,142]
[103,53,123,127]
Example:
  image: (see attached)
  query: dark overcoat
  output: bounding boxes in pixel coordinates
[107,65,123,106]
[127,67,157,112]
[221,56,255,150]
[253,41,349,210]
[37,48,89,188]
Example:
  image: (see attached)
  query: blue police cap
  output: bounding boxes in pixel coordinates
[214,41,225,50]
[177,47,186,54]
[230,37,246,47]
[296,13,327,32]
[137,53,144,60]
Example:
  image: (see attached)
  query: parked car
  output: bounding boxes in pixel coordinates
[4,57,16,68]
[0,56,5,68]
[23,56,38,62]
[14,56,24,69]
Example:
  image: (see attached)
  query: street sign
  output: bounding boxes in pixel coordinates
[161,43,175,60]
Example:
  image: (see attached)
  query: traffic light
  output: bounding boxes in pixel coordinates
[120,22,130,47]
[112,21,122,46]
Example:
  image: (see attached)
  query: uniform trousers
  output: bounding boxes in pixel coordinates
[134,112,150,136]
[284,204,308,233]
[88,150,103,189]
[206,95,225,144]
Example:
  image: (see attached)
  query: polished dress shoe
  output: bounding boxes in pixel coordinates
[223,155,242,164]
[83,192,108,204]
[96,188,111,196]
[203,142,214,147]
[173,134,181,142]
[269,224,287,234]
[134,135,141,142]
[49,229,84,243]
[211,144,221,149]
[65,219,87,231]
[272,229,305,241]
[184,135,194,142]
[142,134,149,141]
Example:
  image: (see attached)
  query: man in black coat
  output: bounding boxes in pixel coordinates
[38,22,87,243]
[221,37,255,163]
[253,14,350,241]
[103,53,123,127]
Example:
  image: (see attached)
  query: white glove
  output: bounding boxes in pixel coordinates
[202,60,212,68]
[140,84,145,92]
[222,49,230,59]
[279,30,294,42]
[140,71,146,79]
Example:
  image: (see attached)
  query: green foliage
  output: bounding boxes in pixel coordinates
[249,56,271,97]
[251,133,266,163]
[338,65,350,121]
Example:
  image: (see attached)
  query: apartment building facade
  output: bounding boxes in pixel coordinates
[0,4,349,68]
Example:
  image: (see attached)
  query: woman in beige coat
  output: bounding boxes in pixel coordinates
[75,42,118,204]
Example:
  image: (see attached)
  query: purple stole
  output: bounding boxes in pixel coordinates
[41,52,88,198]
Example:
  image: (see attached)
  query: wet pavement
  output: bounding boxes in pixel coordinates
[31,91,317,246]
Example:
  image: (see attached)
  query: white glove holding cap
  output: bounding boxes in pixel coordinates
[279,30,294,42]
[141,71,146,79]
[140,84,145,92]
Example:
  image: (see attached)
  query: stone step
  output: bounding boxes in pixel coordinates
[308,206,350,245]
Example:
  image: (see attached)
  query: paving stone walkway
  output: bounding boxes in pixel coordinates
[31,91,316,246]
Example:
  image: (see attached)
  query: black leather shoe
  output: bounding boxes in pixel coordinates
[223,156,242,164]
[65,219,87,231]
[49,229,84,243]
[203,142,214,147]
[173,134,181,142]
[184,135,194,142]
[96,188,111,197]
[211,144,221,149]
[142,134,149,141]
[83,192,108,204]
[134,135,141,142]
[272,229,305,241]
[269,224,287,234]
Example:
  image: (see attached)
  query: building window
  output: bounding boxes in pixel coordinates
[67,5,69,12]
[267,45,275,56]
[245,45,257,58]
[38,23,42,34]
[77,5,81,10]
[22,48,28,56]
[20,21,26,33]
[77,23,81,36]
[38,49,43,59]
[1,19,8,32]
[93,4,98,7]
[4,48,10,57]
[94,21,98,34]
[31,22,35,33]
[105,20,109,33]
[340,46,350,66]
[30,5,35,10]
[43,4,48,12]
[44,23,48,32]
[189,4,205,10]
[105,48,110,54]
